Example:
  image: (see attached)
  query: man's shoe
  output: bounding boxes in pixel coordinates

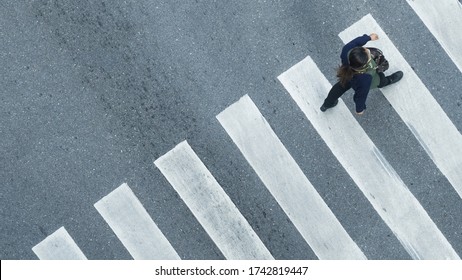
[388,71,403,85]
[320,99,338,112]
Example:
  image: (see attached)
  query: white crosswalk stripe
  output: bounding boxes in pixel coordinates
[32,227,87,260]
[94,183,180,260]
[278,55,459,260]
[339,14,462,200]
[406,0,462,73]
[154,141,274,260]
[217,95,366,260]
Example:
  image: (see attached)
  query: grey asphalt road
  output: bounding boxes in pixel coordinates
[1,0,461,260]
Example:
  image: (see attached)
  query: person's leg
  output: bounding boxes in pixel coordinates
[320,82,350,111]
[378,71,403,88]
[377,72,389,88]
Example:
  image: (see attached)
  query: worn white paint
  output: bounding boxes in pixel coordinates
[217,95,366,260]
[278,55,459,260]
[154,141,273,260]
[406,0,462,73]
[32,227,87,260]
[94,183,180,260]
[339,13,462,200]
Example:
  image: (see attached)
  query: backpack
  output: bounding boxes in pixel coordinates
[368,47,389,72]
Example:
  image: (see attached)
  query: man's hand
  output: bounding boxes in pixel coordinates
[369,33,379,41]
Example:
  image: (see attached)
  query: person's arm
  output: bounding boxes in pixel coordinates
[352,75,372,114]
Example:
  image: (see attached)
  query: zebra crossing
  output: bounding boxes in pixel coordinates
[32,12,462,260]
[217,95,366,260]
[154,141,274,260]
[405,0,462,73]
[94,183,180,260]
[32,227,87,260]
[278,55,458,260]
[339,14,462,200]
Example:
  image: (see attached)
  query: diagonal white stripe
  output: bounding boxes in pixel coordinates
[32,227,87,260]
[339,13,462,200]
[406,0,462,73]
[154,141,274,260]
[278,55,459,260]
[217,95,366,260]
[94,183,180,260]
